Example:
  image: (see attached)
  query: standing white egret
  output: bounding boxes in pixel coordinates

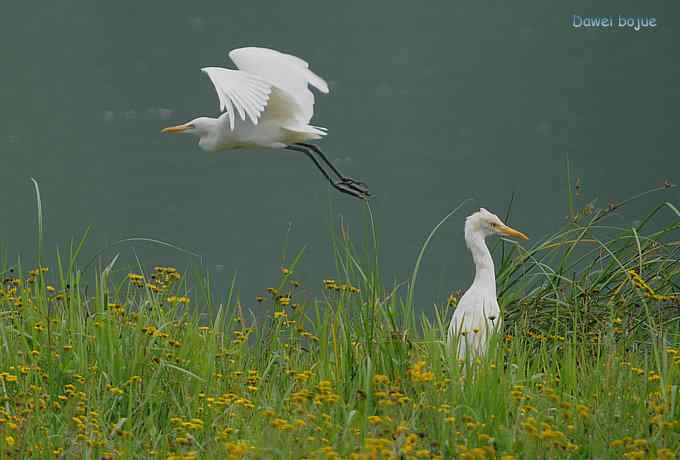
[161,47,369,199]
[448,208,528,360]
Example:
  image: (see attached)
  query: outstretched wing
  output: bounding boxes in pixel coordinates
[201,67,272,130]
[228,47,329,125]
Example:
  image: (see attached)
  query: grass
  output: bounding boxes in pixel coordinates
[0,182,679,459]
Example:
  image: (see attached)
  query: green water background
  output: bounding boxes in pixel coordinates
[1,1,677,310]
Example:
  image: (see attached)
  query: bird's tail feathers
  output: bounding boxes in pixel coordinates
[308,124,328,135]
[304,69,330,94]
[282,124,328,139]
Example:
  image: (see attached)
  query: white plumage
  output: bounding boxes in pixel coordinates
[199,47,329,137]
[162,46,369,199]
[228,47,329,125]
[200,66,272,129]
[448,208,528,360]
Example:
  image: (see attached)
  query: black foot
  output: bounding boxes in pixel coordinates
[340,177,370,196]
[334,181,370,200]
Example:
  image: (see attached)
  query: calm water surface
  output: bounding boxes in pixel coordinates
[1,1,678,310]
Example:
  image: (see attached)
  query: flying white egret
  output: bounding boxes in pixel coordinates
[447,208,528,360]
[161,47,369,199]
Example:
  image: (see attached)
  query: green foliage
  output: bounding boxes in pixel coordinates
[0,184,678,459]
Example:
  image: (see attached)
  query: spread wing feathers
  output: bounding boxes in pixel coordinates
[262,87,328,137]
[228,47,329,124]
[201,67,272,130]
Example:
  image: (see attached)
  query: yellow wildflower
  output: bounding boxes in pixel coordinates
[367,416,382,425]
[372,374,389,385]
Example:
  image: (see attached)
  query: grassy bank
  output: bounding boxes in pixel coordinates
[0,185,679,459]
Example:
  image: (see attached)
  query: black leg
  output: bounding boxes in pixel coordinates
[294,143,370,195]
[285,145,367,200]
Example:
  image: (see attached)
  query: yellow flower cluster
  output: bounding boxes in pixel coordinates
[315,380,341,405]
[293,370,313,382]
[447,292,459,307]
[27,267,49,284]
[106,384,124,396]
[519,417,578,452]
[232,328,252,344]
[0,277,22,307]
[372,374,389,385]
[458,446,496,460]
[377,389,411,407]
[141,324,169,339]
[355,437,395,459]
[224,440,251,459]
[609,437,675,459]
[166,452,198,460]
[127,266,182,293]
[667,347,680,366]
[628,269,677,301]
[367,415,384,426]
[508,384,584,454]
[70,409,107,448]
[107,302,125,316]
[347,426,443,459]
[245,369,259,392]
[277,295,291,306]
[323,279,360,293]
[203,392,255,410]
[407,361,434,383]
[166,295,190,304]
[171,416,204,431]
[0,372,18,383]
[127,273,145,287]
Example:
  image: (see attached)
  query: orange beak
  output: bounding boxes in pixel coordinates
[161,124,193,134]
[499,225,529,240]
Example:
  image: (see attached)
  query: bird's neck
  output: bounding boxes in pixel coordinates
[197,117,225,151]
[465,230,496,297]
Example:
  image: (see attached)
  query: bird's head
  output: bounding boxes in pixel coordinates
[161,117,215,137]
[466,208,528,240]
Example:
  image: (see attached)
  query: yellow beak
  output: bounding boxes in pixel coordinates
[499,225,529,240]
[161,124,192,134]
